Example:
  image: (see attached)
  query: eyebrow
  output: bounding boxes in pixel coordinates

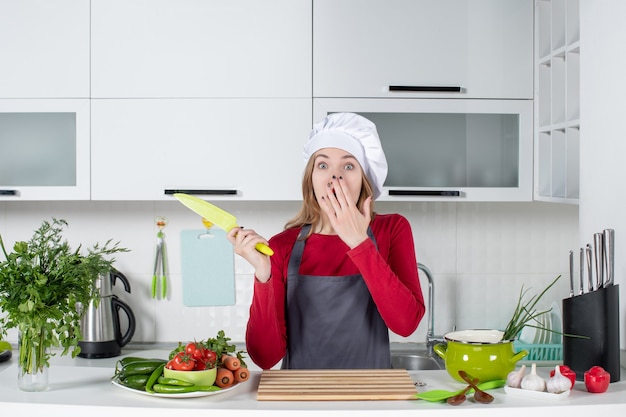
[314,153,357,161]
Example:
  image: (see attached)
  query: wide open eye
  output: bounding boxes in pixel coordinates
[317,162,328,169]
[344,163,354,171]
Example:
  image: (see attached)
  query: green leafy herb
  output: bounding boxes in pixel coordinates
[502,275,561,341]
[0,218,128,375]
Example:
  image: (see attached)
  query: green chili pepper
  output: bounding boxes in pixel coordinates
[145,363,166,394]
[152,384,222,394]
[117,360,167,379]
[119,374,150,390]
[157,376,194,386]
[116,357,166,372]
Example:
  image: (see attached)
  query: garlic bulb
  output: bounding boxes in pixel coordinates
[547,365,571,394]
[521,363,546,392]
[506,364,526,388]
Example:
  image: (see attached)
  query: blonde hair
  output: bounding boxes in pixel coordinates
[284,154,376,237]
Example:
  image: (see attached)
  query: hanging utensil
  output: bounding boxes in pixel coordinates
[603,229,614,287]
[593,233,604,291]
[152,217,168,299]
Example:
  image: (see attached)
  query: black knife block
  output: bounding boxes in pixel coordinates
[562,284,620,382]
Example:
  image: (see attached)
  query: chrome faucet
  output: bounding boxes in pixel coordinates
[417,263,446,358]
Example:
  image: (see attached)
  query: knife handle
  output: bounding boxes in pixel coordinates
[255,242,275,257]
[593,233,604,291]
[568,250,574,297]
[603,229,614,287]
[579,248,584,295]
[586,244,593,292]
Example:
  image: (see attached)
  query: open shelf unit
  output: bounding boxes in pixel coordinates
[534,0,580,204]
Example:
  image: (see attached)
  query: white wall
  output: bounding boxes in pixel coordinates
[580,1,626,349]
[0,200,577,348]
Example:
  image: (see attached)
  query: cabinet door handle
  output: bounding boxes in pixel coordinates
[389,190,461,197]
[0,190,19,196]
[389,85,462,93]
[164,189,238,196]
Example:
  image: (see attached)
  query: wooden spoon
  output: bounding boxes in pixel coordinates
[458,370,495,404]
[446,379,476,405]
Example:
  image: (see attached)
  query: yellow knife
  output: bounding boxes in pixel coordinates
[173,193,274,256]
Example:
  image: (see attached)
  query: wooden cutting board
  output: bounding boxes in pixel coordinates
[257,369,417,401]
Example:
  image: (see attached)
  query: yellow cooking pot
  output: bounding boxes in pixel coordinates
[433,329,528,383]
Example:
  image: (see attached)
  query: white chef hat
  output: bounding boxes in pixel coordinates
[304,113,388,199]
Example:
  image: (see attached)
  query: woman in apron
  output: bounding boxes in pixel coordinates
[227,113,425,369]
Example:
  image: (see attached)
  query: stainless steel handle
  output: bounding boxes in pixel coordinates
[568,250,574,297]
[603,229,615,287]
[593,233,604,291]
[578,248,584,295]
[586,244,593,292]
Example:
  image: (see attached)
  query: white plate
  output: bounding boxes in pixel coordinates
[533,315,544,344]
[504,385,570,400]
[550,301,562,344]
[518,324,536,344]
[540,312,552,344]
[111,379,243,398]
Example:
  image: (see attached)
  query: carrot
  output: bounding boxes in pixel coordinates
[215,367,234,388]
[234,366,249,383]
[221,354,240,371]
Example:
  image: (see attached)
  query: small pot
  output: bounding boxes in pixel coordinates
[433,329,528,383]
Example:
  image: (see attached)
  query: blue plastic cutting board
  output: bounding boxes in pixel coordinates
[180,229,235,306]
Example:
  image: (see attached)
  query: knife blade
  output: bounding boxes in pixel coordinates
[173,193,274,256]
[586,244,593,293]
[593,233,604,291]
[603,228,614,287]
[568,250,574,297]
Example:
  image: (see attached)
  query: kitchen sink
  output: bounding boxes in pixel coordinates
[391,354,443,370]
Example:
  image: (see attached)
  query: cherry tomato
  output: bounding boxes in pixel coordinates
[584,366,610,393]
[185,342,205,361]
[194,360,208,371]
[172,352,195,371]
[550,365,576,389]
[204,349,217,365]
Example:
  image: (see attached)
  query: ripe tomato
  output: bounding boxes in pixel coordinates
[204,349,217,365]
[185,342,206,361]
[172,352,195,371]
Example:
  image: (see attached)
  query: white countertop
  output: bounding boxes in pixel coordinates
[1,348,626,416]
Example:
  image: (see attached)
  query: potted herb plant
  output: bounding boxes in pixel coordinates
[0,218,128,391]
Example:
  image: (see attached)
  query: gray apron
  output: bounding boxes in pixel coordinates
[281,224,391,369]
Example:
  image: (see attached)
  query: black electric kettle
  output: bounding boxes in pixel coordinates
[78,269,136,358]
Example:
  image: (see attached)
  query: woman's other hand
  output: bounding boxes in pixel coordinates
[319,175,372,249]
[226,228,272,282]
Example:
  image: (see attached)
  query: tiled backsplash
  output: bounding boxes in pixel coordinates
[0,201,578,347]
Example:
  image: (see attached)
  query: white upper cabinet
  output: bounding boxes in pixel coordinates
[313,0,534,99]
[91,99,311,201]
[91,0,312,98]
[0,99,91,200]
[0,0,89,98]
